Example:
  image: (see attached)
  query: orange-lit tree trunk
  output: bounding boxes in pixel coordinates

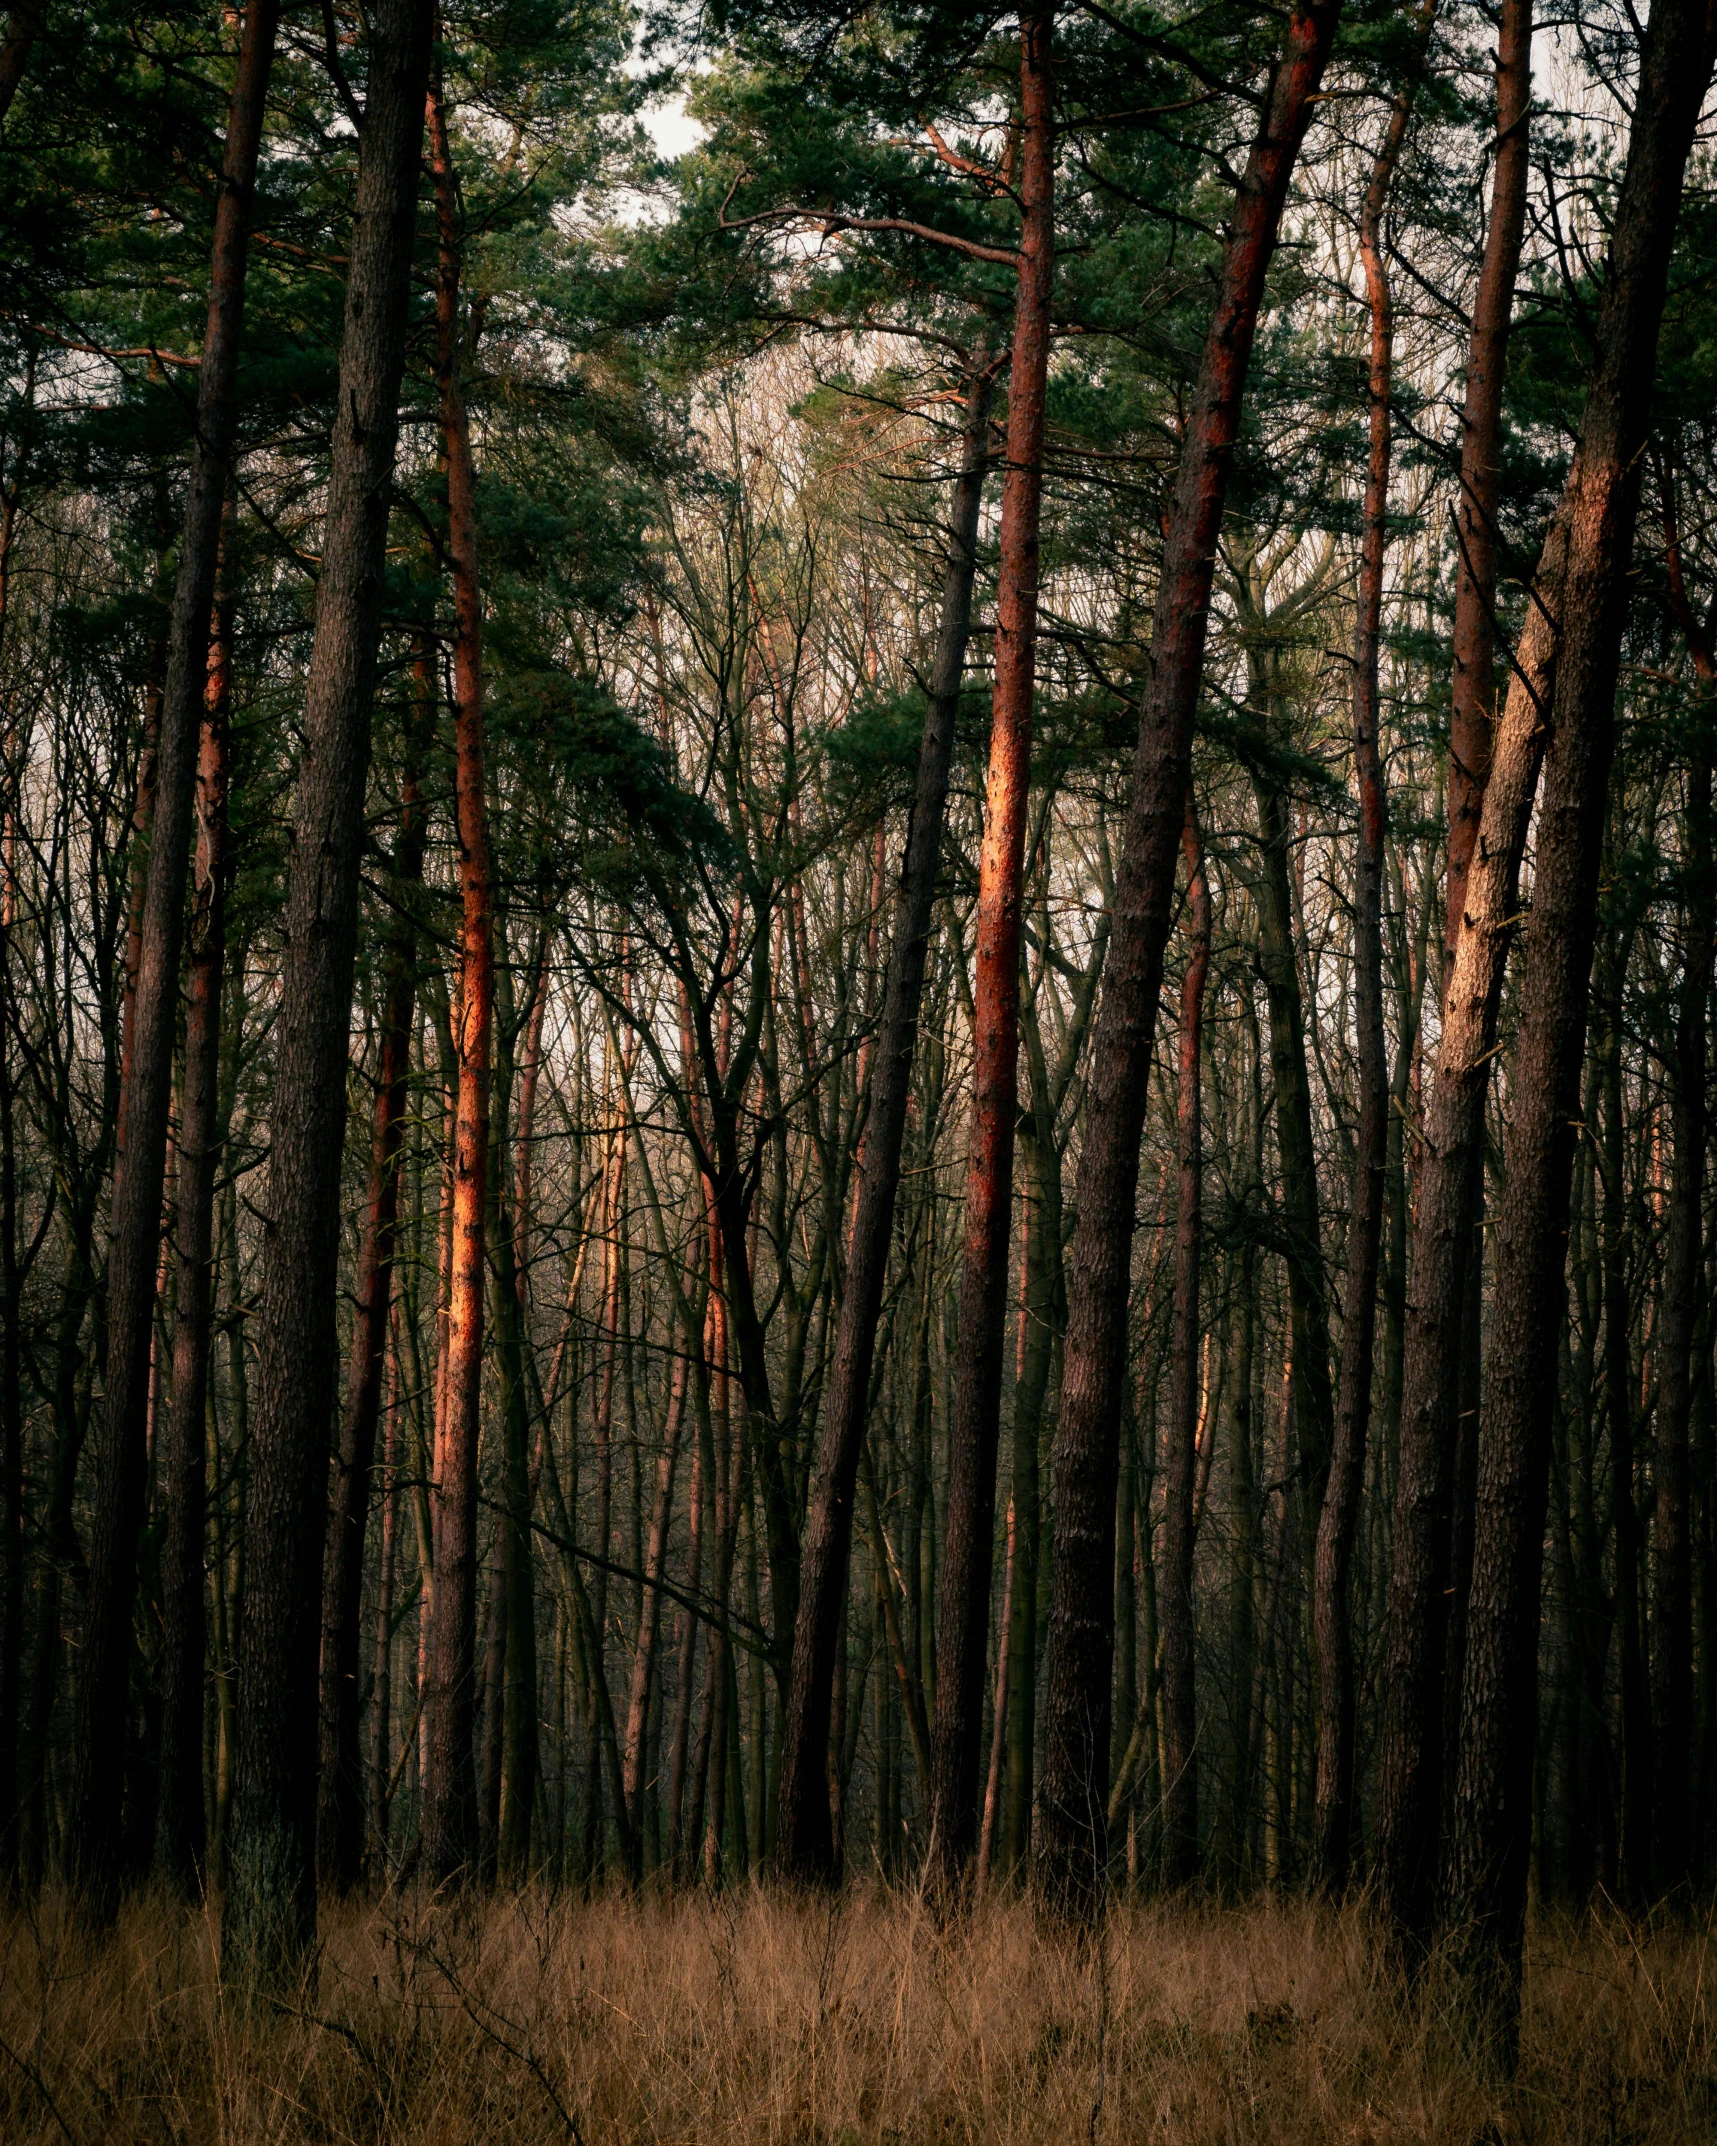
[316,646,431,1892]
[1036,0,1343,1913]
[225,0,433,1981]
[71,0,280,1912]
[153,520,236,1892]
[1444,0,1717,2061]
[1311,16,1427,1893]
[774,360,995,1880]
[421,71,497,1885]
[928,7,1055,1887]
[1159,803,1210,1888]
[1440,0,1535,1877]
[1371,0,1534,1952]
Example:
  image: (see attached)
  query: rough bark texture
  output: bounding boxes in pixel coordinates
[0,2,41,128]
[152,526,235,1893]
[1036,0,1343,1914]
[315,655,430,1893]
[1436,0,1533,1862]
[773,364,993,1882]
[1443,0,1717,2062]
[70,0,279,1911]
[223,0,432,1984]
[928,6,1055,1890]
[1311,20,1424,1891]
[1159,804,1210,1888]
[1371,493,1569,1946]
[1445,0,1532,951]
[422,71,497,1885]
[1599,954,1652,1900]
[1653,468,1713,1895]
[497,961,547,1877]
[1250,735,1333,1510]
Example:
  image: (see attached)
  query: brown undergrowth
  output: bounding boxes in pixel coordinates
[1,1883,1712,2143]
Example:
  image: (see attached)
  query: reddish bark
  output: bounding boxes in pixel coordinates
[72,0,280,1912]
[1371,0,1538,1950]
[1445,0,1533,956]
[1444,0,1717,2060]
[1036,0,1343,1913]
[1159,802,1211,1889]
[929,5,1056,1889]
[1436,0,1534,1860]
[421,71,498,1885]
[1372,506,1566,1951]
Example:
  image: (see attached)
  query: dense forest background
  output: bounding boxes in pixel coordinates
[3,0,1717,2077]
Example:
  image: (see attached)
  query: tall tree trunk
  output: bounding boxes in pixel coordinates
[497,956,548,1878]
[1248,685,1335,1517]
[1653,462,1713,1896]
[1311,23,1423,1890]
[1036,0,1342,1912]
[0,454,28,1885]
[1371,0,1532,1949]
[224,0,433,1984]
[0,2,41,127]
[1599,942,1652,1900]
[153,513,236,1891]
[1159,804,1210,1888]
[1446,0,1532,946]
[370,1343,400,1864]
[422,70,497,1884]
[316,648,430,1892]
[71,0,280,1912]
[929,7,1056,1891]
[1443,0,1717,2062]
[774,361,994,1880]
[621,1346,690,1875]
[999,1089,1059,1876]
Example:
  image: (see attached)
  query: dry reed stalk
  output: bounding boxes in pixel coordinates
[1,1885,1713,2143]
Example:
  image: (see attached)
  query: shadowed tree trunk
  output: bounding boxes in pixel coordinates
[1159,802,1210,1888]
[1037,0,1343,1914]
[1311,15,1425,1891]
[1597,931,1652,1901]
[0,3,42,129]
[1248,657,1334,1524]
[1371,0,1532,1949]
[929,4,1056,1890]
[71,0,280,1913]
[152,513,236,1892]
[496,954,548,1878]
[315,648,431,1893]
[1653,463,1713,1897]
[223,0,433,1985]
[774,360,994,1881]
[1443,0,1717,2063]
[422,68,497,1885]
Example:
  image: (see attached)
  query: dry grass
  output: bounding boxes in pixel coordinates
[1,1882,1713,2144]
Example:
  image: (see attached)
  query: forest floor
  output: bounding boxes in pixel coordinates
[0,1882,1712,2144]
